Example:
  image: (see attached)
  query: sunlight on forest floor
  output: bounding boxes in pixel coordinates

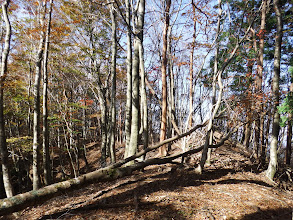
[4,144,293,220]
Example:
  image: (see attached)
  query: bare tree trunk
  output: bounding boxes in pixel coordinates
[33,1,46,190]
[82,99,89,171]
[205,0,222,165]
[159,0,171,156]
[188,0,196,128]
[167,29,175,150]
[126,0,145,164]
[167,40,173,132]
[43,0,53,186]
[263,106,271,161]
[63,125,77,178]
[124,0,132,152]
[286,74,293,165]
[244,40,254,150]
[0,0,14,198]
[139,35,148,158]
[119,105,123,144]
[97,86,108,167]
[266,0,283,180]
[286,113,292,165]
[199,64,223,171]
[126,39,139,164]
[254,0,267,160]
[243,112,252,149]
[27,53,34,137]
[198,0,222,170]
[108,1,117,164]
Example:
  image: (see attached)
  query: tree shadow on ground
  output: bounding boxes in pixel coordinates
[239,207,292,220]
[38,161,275,219]
[40,202,188,220]
[214,178,272,187]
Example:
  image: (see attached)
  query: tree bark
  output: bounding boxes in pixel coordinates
[167,31,177,138]
[124,0,132,151]
[43,0,53,186]
[126,33,140,165]
[125,0,145,164]
[139,34,148,158]
[243,112,252,149]
[286,74,293,165]
[255,0,267,160]
[198,0,222,171]
[0,0,14,198]
[108,0,117,164]
[159,0,171,156]
[188,0,197,128]
[266,0,283,180]
[97,80,108,167]
[33,0,47,190]
[206,0,222,165]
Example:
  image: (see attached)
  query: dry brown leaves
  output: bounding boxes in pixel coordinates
[4,145,293,220]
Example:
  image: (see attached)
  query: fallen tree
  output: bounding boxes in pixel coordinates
[0,119,232,216]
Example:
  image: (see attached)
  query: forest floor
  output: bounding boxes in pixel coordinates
[6,143,293,220]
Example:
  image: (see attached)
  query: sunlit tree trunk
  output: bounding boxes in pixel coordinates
[188,0,196,128]
[266,0,283,180]
[168,43,176,136]
[124,0,132,152]
[0,0,14,198]
[126,0,145,165]
[159,0,171,156]
[127,36,139,164]
[206,0,223,165]
[33,0,46,190]
[96,76,108,167]
[139,35,148,158]
[255,0,267,161]
[108,1,117,164]
[43,0,53,186]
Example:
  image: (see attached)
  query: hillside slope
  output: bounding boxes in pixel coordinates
[4,144,293,220]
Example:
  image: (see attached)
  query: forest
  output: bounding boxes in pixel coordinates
[0,0,292,218]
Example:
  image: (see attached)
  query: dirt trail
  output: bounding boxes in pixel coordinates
[6,145,293,220]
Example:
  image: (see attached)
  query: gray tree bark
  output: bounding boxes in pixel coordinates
[43,0,53,186]
[139,36,148,157]
[33,0,47,191]
[266,0,283,180]
[189,0,196,128]
[108,0,117,164]
[286,73,293,165]
[0,0,14,198]
[124,0,132,152]
[126,0,145,164]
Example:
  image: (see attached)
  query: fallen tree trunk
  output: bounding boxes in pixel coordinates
[0,119,231,216]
